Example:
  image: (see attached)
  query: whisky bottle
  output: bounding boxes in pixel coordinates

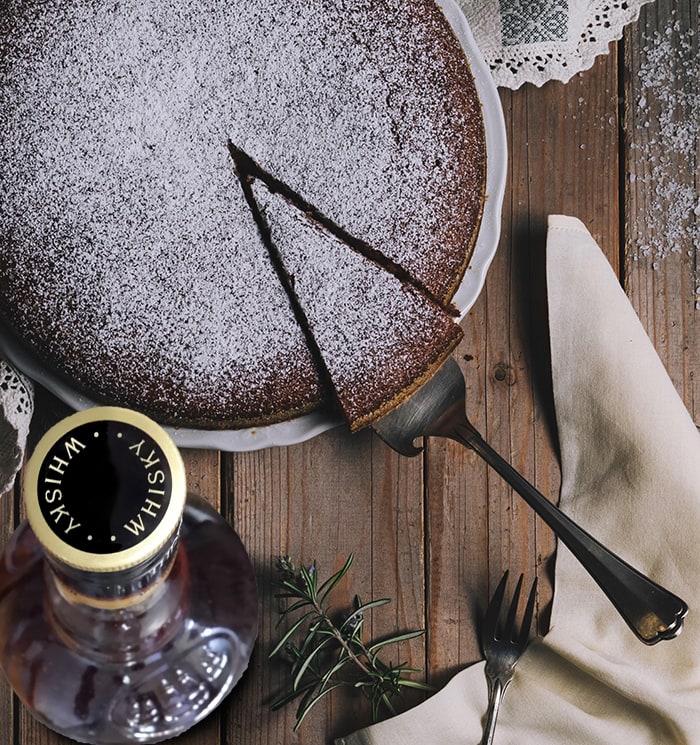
[0,406,258,744]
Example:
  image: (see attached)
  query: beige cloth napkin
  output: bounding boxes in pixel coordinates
[337,214,700,745]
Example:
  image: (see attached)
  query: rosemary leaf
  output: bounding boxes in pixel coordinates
[268,611,316,657]
[293,682,344,731]
[270,554,434,731]
[318,552,355,603]
[368,629,427,654]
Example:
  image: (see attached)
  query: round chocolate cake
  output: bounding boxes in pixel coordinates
[0,0,486,430]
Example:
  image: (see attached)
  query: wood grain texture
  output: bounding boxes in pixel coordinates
[222,428,427,743]
[0,483,17,745]
[3,2,697,743]
[424,43,622,687]
[623,0,699,423]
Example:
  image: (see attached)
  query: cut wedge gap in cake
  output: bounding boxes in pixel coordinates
[227,141,459,316]
[230,143,463,432]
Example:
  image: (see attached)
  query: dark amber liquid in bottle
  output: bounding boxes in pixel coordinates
[0,494,258,744]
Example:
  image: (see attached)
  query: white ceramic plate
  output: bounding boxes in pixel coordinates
[0,1,506,451]
[441,0,507,322]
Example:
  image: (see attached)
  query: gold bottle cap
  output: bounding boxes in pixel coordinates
[24,406,186,574]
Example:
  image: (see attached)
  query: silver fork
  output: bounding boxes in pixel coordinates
[480,571,537,745]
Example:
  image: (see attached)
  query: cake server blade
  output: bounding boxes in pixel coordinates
[372,356,688,645]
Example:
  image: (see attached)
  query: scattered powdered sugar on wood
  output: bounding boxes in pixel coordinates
[627,13,699,302]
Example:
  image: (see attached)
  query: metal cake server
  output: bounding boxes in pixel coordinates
[372,357,688,645]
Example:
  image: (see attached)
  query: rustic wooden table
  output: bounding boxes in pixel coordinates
[1,2,698,743]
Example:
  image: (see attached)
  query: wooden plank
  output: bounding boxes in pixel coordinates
[223,425,426,744]
[181,448,222,509]
[623,0,699,423]
[503,48,621,618]
[366,432,427,715]
[0,483,18,745]
[425,45,622,682]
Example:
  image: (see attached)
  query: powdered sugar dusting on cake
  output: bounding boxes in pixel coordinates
[229,0,485,302]
[252,180,462,428]
[0,0,483,427]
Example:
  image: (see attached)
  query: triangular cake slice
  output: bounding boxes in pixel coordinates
[227,142,459,316]
[244,176,463,432]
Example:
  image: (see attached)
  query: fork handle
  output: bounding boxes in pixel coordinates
[452,423,688,645]
[480,678,507,745]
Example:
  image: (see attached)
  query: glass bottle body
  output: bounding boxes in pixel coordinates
[0,494,258,744]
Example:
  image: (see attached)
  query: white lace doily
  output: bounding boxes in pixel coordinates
[456,0,655,88]
[0,356,34,496]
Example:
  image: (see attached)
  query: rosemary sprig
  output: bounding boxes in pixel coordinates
[271,554,434,731]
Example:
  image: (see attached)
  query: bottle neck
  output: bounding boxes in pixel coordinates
[47,525,181,604]
[45,538,191,661]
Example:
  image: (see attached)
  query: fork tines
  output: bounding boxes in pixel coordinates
[483,570,538,646]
